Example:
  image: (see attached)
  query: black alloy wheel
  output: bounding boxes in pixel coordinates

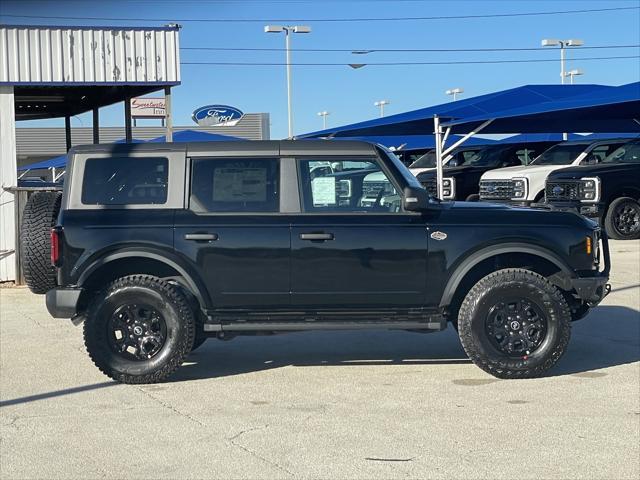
[611,198,640,239]
[107,303,168,361]
[485,299,547,358]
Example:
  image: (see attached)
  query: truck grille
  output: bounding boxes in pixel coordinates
[545,181,580,201]
[479,180,514,200]
[362,181,392,197]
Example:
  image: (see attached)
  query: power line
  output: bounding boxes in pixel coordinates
[181,44,640,53]
[1,6,638,23]
[182,55,640,66]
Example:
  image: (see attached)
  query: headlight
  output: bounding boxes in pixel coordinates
[511,177,528,200]
[579,177,600,203]
[442,177,456,199]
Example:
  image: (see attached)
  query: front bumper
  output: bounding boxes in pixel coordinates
[46,287,82,318]
[569,231,611,306]
[546,201,606,223]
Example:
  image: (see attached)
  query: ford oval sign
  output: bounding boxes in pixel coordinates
[192,105,244,127]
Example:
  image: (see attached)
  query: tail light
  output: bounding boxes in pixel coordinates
[50,227,62,267]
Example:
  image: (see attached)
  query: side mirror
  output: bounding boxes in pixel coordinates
[403,186,431,211]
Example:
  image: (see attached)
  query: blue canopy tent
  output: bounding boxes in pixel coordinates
[327,134,494,150]
[297,84,612,139]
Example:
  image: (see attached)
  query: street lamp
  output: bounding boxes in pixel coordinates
[265,24,311,138]
[445,88,464,101]
[374,100,390,117]
[564,68,584,84]
[317,110,330,129]
[541,38,584,84]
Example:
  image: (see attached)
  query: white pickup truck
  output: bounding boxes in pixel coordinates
[478,138,630,205]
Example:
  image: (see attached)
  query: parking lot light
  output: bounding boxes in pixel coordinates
[374,100,390,117]
[446,88,464,101]
[265,24,312,138]
[317,110,330,129]
[564,69,584,84]
[541,38,585,84]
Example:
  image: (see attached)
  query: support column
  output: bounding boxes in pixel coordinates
[164,86,173,142]
[92,107,99,144]
[124,96,132,142]
[433,115,444,200]
[64,116,72,151]
[0,86,17,281]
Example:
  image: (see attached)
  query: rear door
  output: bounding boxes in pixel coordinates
[173,149,291,308]
[289,156,429,308]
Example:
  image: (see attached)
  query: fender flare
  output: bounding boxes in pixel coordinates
[77,249,212,310]
[439,242,575,308]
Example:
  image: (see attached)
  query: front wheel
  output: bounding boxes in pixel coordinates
[604,197,640,240]
[458,269,571,379]
[84,275,195,384]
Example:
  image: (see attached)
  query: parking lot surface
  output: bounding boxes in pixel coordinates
[1,240,638,480]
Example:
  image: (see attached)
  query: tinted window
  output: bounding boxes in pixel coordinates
[299,158,401,213]
[82,157,168,205]
[531,144,587,166]
[190,158,279,212]
[603,142,640,163]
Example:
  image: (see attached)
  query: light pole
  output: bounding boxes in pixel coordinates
[564,68,584,84]
[317,111,330,129]
[265,25,311,138]
[541,39,584,84]
[445,87,464,101]
[374,100,390,117]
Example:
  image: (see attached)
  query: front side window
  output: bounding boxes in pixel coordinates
[299,158,401,213]
[190,158,279,213]
[531,144,587,166]
[81,157,168,205]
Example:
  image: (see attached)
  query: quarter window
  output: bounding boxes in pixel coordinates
[190,158,279,213]
[81,157,168,205]
[299,159,401,213]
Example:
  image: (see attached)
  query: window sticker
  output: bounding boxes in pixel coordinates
[311,177,336,205]
[212,167,267,202]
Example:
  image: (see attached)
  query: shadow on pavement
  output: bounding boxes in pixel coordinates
[0,381,117,407]
[174,304,639,382]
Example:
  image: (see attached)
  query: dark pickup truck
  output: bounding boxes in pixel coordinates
[21,140,609,383]
[545,139,640,240]
[416,142,556,201]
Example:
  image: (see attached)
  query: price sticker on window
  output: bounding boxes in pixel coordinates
[311,177,336,205]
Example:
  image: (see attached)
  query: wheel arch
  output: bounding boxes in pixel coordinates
[77,250,212,312]
[439,243,575,310]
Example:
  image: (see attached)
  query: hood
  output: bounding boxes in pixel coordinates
[409,166,436,177]
[417,165,487,180]
[548,162,640,181]
[481,164,569,181]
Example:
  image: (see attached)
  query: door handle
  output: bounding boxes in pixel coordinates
[184,233,218,241]
[299,232,334,241]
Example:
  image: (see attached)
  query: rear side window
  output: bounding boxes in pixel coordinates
[81,157,168,205]
[190,158,279,213]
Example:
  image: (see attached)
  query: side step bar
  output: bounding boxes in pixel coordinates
[204,318,446,332]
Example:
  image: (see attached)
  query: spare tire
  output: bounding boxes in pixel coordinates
[20,191,62,294]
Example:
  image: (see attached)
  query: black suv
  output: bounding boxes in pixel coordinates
[545,139,640,240]
[22,141,609,383]
[416,142,557,201]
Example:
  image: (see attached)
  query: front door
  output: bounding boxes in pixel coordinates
[174,156,290,308]
[290,157,429,308]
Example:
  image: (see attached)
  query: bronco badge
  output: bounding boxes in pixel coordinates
[430,231,447,241]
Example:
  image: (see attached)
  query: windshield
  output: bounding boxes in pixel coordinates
[409,151,436,168]
[602,142,640,163]
[530,144,587,166]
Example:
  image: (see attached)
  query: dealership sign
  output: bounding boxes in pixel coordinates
[130,97,166,118]
[192,105,244,126]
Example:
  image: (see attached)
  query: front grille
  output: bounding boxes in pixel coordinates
[420,178,437,197]
[479,180,514,200]
[546,181,580,201]
[362,181,389,197]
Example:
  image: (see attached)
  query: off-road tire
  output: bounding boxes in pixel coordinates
[458,268,571,379]
[84,275,195,384]
[604,197,640,240]
[20,191,62,294]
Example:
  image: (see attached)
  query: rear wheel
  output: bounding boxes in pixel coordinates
[84,275,195,384]
[20,191,62,294]
[458,268,571,379]
[604,197,640,240]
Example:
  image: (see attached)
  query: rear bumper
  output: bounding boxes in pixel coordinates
[46,287,82,318]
